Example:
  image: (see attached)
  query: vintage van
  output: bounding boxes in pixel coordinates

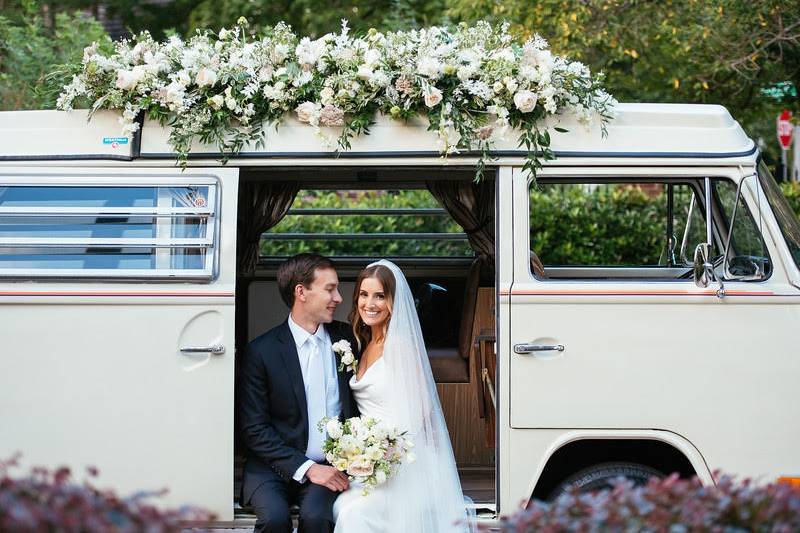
[0,103,798,526]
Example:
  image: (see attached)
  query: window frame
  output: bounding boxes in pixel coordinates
[0,175,220,281]
[525,173,771,283]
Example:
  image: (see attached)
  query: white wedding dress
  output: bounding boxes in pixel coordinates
[332,357,390,532]
[332,260,473,533]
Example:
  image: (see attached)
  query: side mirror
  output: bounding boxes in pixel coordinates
[693,243,725,297]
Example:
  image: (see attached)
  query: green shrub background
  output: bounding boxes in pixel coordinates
[263,183,799,262]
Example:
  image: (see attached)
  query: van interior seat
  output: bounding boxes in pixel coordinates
[427,258,482,383]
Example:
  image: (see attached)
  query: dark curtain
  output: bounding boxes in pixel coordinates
[426,179,495,274]
[237,180,299,275]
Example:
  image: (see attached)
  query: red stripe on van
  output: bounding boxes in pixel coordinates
[499,289,774,296]
[0,291,235,297]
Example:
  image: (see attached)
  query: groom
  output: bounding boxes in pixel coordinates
[239,253,359,533]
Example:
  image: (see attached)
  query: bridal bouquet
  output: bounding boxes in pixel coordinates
[318,416,414,495]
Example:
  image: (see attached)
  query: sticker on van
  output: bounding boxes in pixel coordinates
[102,137,130,148]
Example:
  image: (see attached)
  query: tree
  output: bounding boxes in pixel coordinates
[0,1,110,110]
[447,0,800,169]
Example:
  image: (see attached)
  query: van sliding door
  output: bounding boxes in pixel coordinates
[0,167,238,520]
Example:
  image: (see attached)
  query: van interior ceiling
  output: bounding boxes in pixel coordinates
[232,167,498,513]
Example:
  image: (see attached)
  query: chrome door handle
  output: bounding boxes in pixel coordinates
[180,344,225,356]
[514,343,564,355]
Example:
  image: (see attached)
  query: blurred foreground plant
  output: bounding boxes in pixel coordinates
[495,473,800,532]
[0,454,214,532]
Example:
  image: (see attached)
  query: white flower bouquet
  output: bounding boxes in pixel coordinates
[331,339,358,374]
[318,416,414,495]
[58,18,617,180]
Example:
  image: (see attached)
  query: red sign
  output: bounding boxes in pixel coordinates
[777,109,793,150]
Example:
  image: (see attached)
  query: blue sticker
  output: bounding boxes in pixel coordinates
[102,137,130,145]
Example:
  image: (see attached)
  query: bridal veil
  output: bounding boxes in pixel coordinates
[369,259,474,532]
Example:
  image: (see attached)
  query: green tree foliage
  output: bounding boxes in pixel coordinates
[186,0,448,38]
[447,0,800,166]
[0,2,110,110]
[262,190,471,257]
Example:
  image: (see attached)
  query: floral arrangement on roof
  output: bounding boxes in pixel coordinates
[58,18,617,180]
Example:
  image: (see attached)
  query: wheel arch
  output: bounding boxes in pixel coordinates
[526,430,713,502]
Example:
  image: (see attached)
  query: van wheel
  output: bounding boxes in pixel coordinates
[547,462,663,501]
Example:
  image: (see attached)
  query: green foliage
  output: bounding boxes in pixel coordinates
[780,181,800,216]
[261,190,472,257]
[0,5,110,110]
[187,0,448,38]
[447,0,800,170]
[530,185,667,266]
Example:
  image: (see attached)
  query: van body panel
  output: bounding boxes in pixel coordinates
[0,167,238,520]
[506,164,800,502]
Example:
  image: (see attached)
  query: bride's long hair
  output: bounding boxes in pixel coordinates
[348,263,396,351]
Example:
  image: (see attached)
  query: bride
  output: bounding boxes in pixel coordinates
[333,260,473,533]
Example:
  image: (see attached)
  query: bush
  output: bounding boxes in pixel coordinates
[496,474,800,532]
[780,182,800,218]
[0,8,111,110]
[0,455,213,532]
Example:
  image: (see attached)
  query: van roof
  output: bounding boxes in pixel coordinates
[0,103,755,162]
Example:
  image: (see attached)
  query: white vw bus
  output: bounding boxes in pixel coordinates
[0,103,798,525]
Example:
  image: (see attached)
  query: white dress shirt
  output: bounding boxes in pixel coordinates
[287,315,342,482]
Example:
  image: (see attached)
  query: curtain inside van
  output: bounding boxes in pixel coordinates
[237,181,299,274]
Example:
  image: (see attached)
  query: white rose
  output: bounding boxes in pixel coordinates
[417,57,442,79]
[366,446,383,461]
[346,456,374,477]
[357,65,374,81]
[208,94,224,110]
[513,90,538,113]
[115,67,145,91]
[326,418,344,439]
[492,81,504,94]
[225,96,237,110]
[363,48,381,68]
[423,87,443,108]
[320,87,335,105]
[295,101,319,123]
[196,67,217,88]
[334,458,349,471]
[164,81,184,106]
[504,78,519,94]
[341,352,355,365]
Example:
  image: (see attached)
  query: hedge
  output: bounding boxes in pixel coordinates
[262,184,800,262]
[496,474,800,532]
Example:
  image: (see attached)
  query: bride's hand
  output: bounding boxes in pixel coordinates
[307,464,349,492]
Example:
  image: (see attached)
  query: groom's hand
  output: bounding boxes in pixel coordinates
[306,464,349,491]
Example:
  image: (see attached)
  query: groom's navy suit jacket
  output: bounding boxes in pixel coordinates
[239,319,359,501]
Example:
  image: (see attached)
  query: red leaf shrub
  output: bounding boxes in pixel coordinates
[0,455,214,532]
[496,473,800,532]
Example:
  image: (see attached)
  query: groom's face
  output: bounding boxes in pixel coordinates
[298,267,342,324]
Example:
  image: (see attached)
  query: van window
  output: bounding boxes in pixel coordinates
[261,189,472,259]
[0,183,217,279]
[529,181,705,278]
[528,178,767,280]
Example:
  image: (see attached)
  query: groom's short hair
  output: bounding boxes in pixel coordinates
[277,253,336,308]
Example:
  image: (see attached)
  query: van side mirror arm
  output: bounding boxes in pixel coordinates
[694,177,725,298]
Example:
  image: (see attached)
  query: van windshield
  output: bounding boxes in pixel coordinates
[758,161,800,272]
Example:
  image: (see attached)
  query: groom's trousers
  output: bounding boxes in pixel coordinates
[245,467,338,533]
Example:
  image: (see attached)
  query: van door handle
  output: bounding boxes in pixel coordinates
[514,343,564,354]
[180,344,225,356]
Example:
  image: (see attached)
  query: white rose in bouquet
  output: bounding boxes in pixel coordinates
[424,87,443,108]
[115,67,145,91]
[326,418,344,439]
[195,67,218,88]
[208,94,224,110]
[295,101,320,124]
[346,455,374,477]
[514,90,538,113]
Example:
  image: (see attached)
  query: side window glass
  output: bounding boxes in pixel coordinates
[712,178,771,279]
[529,180,708,279]
[0,183,216,279]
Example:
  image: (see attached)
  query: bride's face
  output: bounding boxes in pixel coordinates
[357,276,391,329]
